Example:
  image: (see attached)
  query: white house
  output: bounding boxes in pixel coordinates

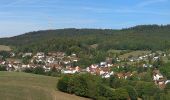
[153,74,163,81]
[165,80,170,84]
[22,53,32,58]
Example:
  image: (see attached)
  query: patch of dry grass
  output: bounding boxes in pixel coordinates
[0,45,11,51]
[0,72,90,100]
[120,50,151,59]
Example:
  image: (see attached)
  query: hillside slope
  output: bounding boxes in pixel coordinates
[0,72,90,100]
[0,25,170,52]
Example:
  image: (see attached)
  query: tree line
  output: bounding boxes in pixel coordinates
[57,73,170,100]
[1,25,170,53]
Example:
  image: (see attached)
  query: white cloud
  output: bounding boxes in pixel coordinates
[3,0,27,6]
[114,9,170,16]
[80,6,170,16]
[0,0,60,8]
[137,0,168,7]
[82,7,113,13]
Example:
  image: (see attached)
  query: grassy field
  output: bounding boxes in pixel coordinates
[0,45,11,51]
[0,72,90,100]
[120,50,151,59]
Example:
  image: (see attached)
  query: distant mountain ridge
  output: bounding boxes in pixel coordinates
[0,24,170,52]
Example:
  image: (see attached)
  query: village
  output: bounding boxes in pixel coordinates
[0,50,170,88]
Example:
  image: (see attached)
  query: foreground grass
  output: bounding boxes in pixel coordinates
[0,72,90,100]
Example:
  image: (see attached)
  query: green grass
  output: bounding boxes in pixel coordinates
[0,72,90,100]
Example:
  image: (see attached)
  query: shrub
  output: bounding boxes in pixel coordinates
[23,67,33,73]
[0,65,7,71]
[135,81,159,98]
[33,67,45,75]
[72,74,88,96]
[98,85,117,100]
[57,74,102,99]
[57,74,130,100]
[57,75,70,92]
[115,88,129,100]
[123,86,138,100]
[110,76,128,89]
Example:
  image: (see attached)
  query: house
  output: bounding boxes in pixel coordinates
[107,64,113,67]
[86,67,90,72]
[124,72,133,79]
[86,64,113,78]
[6,63,15,71]
[21,64,28,68]
[100,62,107,67]
[116,72,133,79]
[87,67,97,74]
[10,52,15,57]
[129,58,134,62]
[72,59,78,62]
[116,58,121,62]
[46,63,61,69]
[75,66,81,72]
[0,61,5,65]
[101,71,114,78]
[63,61,70,64]
[36,52,45,59]
[71,53,76,57]
[62,66,80,74]
[139,57,143,60]
[46,57,55,64]
[22,53,32,58]
[153,73,164,81]
[13,64,21,71]
[153,56,159,61]
[165,80,170,84]
[117,73,124,79]
[62,70,76,74]
[48,52,65,58]
[163,54,166,57]
[143,64,148,68]
[43,66,51,72]
[153,69,165,87]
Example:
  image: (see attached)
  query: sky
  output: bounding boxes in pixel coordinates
[0,0,170,37]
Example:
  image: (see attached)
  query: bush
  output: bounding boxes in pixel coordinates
[115,88,129,100]
[123,86,138,100]
[72,74,88,96]
[57,74,130,100]
[98,85,117,100]
[57,74,101,99]
[109,76,128,89]
[0,65,7,71]
[57,73,167,100]
[67,74,101,98]
[23,67,33,73]
[57,75,71,92]
[135,81,159,98]
[33,67,45,75]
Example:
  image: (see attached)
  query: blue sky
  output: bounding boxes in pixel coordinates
[0,0,170,37]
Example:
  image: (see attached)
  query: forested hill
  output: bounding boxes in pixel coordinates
[0,28,118,46]
[0,25,170,52]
